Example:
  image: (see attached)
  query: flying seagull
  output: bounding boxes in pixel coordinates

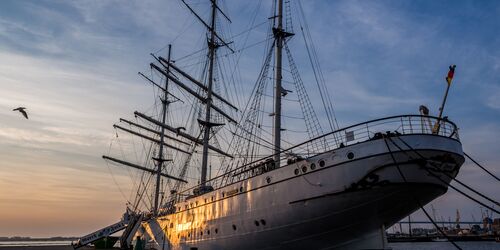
[13,107,28,119]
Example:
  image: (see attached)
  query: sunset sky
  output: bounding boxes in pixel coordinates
[0,0,499,237]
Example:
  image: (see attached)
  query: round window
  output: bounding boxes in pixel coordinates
[319,160,325,167]
[310,163,316,170]
[266,176,272,184]
[294,168,299,175]
[301,165,307,173]
[347,152,354,159]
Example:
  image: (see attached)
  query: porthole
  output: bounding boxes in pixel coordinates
[204,198,207,203]
[294,168,299,175]
[319,160,325,167]
[240,186,244,192]
[215,228,218,234]
[347,152,354,159]
[254,220,260,226]
[195,201,198,206]
[260,219,266,226]
[211,196,214,201]
[266,176,272,184]
[207,230,210,235]
[232,224,237,230]
[200,231,203,236]
[188,233,191,237]
[310,163,316,170]
[301,165,307,173]
[222,192,225,197]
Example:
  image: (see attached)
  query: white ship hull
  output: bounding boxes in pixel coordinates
[139,134,464,249]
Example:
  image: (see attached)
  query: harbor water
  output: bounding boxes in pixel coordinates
[390,242,500,250]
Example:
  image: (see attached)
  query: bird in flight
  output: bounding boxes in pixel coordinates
[13,107,28,119]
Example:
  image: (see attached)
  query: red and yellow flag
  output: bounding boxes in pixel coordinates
[446,65,456,85]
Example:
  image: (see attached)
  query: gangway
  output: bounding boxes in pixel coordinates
[72,210,142,249]
[119,213,144,249]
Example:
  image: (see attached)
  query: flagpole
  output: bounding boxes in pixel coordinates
[433,65,456,134]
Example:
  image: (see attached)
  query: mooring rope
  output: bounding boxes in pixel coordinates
[464,152,500,182]
[382,135,463,250]
[388,135,500,213]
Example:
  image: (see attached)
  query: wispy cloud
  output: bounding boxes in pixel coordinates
[0,0,499,237]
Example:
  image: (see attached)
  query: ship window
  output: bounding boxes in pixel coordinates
[207,230,210,235]
[294,168,299,175]
[195,201,198,206]
[301,165,307,173]
[310,163,316,170]
[222,192,225,197]
[211,196,214,201]
[200,231,203,236]
[260,219,266,226]
[205,198,207,203]
[188,232,191,237]
[347,152,354,159]
[266,176,272,184]
[215,228,218,234]
[254,220,260,226]
[240,186,244,192]
[232,224,237,230]
[319,160,325,167]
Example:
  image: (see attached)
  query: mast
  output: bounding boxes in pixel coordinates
[273,0,284,167]
[153,44,172,215]
[200,0,218,187]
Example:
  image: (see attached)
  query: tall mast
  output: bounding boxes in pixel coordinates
[200,0,218,187]
[153,44,172,215]
[273,0,284,167]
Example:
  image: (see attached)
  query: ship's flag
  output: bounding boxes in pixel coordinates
[446,65,456,85]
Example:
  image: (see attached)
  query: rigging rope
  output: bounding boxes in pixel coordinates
[296,0,340,131]
[105,136,130,203]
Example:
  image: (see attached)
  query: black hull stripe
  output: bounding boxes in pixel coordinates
[289,182,448,204]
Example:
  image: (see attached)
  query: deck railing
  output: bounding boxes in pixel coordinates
[320,114,459,153]
[176,114,459,200]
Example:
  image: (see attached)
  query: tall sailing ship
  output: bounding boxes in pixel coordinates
[75,1,464,249]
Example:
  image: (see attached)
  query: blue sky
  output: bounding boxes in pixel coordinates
[0,0,499,237]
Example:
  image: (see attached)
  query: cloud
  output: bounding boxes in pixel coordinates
[485,86,500,111]
[0,0,499,237]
